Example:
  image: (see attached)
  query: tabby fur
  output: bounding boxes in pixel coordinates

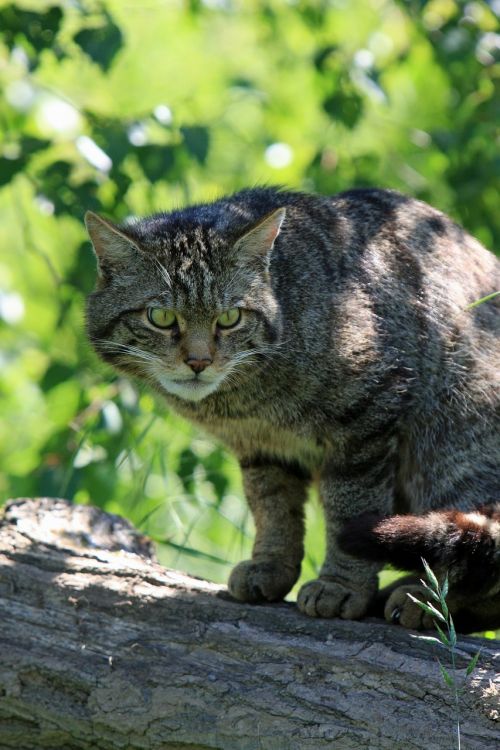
[85,187,500,632]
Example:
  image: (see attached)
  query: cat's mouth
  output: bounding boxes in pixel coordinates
[155,372,225,402]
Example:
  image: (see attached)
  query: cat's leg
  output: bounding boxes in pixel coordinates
[297,441,396,619]
[228,460,308,603]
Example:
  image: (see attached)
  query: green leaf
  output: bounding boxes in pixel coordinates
[440,574,449,601]
[0,157,25,187]
[407,594,446,623]
[313,45,338,72]
[138,145,177,183]
[434,622,451,647]
[181,126,210,165]
[421,558,439,592]
[0,138,52,187]
[74,16,123,71]
[426,600,447,623]
[438,659,455,689]
[439,596,449,620]
[465,650,481,677]
[0,5,63,54]
[420,580,441,602]
[41,363,76,391]
[448,615,457,648]
[323,89,363,128]
[407,592,427,610]
[414,635,442,645]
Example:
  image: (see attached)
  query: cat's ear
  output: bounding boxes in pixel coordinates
[234,208,286,267]
[85,211,140,277]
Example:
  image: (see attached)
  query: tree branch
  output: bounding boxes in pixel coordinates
[0,497,498,749]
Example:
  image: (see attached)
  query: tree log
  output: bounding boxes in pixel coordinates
[0,497,498,750]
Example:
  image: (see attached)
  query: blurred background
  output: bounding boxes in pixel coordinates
[0,0,499,625]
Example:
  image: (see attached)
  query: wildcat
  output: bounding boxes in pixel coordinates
[85,187,500,632]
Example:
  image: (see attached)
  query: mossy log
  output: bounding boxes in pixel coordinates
[0,497,498,750]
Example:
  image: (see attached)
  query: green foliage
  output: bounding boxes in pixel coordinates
[0,1,499,588]
[410,560,482,750]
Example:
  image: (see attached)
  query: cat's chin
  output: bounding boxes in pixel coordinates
[155,374,224,403]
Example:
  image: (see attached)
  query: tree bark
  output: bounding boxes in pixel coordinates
[0,497,498,750]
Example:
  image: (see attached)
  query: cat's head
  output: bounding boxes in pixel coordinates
[84,207,285,402]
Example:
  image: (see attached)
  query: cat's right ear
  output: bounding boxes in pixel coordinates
[84,211,140,278]
[233,207,286,270]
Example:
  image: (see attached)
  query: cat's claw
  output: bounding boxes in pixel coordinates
[384,584,434,630]
[297,577,375,619]
[228,559,299,604]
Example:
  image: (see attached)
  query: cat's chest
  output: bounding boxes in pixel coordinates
[203,417,325,469]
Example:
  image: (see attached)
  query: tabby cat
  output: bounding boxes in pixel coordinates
[85,187,500,632]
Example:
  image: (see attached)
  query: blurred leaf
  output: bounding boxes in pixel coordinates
[0,5,63,58]
[0,157,25,187]
[0,138,50,186]
[181,126,210,165]
[66,243,98,295]
[21,137,51,156]
[178,447,199,495]
[38,161,100,217]
[313,45,338,72]
[91,122,128,165]
[138,145,177,182]
[41,362,76,391]
[323,88,363,128]
[74,16,123,71]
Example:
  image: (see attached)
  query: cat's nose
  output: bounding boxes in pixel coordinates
[185,356,213,374]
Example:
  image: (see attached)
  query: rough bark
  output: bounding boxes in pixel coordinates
[0,497,498,750]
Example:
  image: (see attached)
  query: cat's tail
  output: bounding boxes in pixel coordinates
[338,504,500,592]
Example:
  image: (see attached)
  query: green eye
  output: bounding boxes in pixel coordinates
[147,307,177,329]
[216,308,241,329]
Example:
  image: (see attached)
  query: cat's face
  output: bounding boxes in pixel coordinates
[85,208,285,402]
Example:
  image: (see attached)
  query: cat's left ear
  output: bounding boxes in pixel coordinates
[85,211,140,277]
[234,208,286,267]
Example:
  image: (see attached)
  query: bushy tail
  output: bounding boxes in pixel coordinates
[338,504,500,594]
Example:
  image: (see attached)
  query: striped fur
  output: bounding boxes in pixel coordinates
[85,187,500,631]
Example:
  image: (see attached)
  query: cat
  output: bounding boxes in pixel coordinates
[85,187,500,632]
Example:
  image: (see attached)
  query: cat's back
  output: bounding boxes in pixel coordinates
[269,186,498,341]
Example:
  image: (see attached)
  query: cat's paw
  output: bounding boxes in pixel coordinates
[384,584,434,630]
[228,559,299,603]
[297,577,375,619]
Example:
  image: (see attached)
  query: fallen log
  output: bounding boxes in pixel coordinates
[0,497,498,750]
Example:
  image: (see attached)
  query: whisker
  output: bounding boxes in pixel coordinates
[95,339,163,365]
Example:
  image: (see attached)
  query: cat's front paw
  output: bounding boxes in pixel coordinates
[297,577,375,619]
[228,558,299,604]
[384,584,434,630]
